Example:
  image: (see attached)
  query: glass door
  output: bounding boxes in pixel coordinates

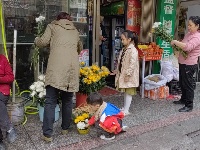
[69,0,89,65]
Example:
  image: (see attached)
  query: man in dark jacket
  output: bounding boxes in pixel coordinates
[0,54,17,150]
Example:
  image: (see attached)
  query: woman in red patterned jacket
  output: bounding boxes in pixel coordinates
[0,54,17,150]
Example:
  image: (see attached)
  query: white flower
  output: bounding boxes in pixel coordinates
[38,92,45,98]
[35,16,45,23]
[35,81,44,89]
[36,87,44,93]
[29,84,36,91]
[77,122,86,130]
[38,74,45,81]
[35,17,40,23]
[152,22,162,29]
[39,16,45,21]
[30,91,36,97]
[43,89,46,96]
[85,119,88,123]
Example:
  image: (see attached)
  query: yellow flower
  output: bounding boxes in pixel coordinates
[80,61,85,67]
[101,66,109,72]
[82,113,89,118]
[87,80,92,85]
[83,78,88,83]
[80,68,85,75]
[77,116,85,121]
[91,65,100,71]
[74,118,80,124]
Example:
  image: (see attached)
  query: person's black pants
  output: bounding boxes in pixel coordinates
[0,93,13,141]
[42,85,73,138]
[179,64,198,108]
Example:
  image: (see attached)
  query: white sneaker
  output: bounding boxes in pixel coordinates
[122,111,131,116]
[100,134,115,140]
[120,107,124,111]
[122,126,129,132]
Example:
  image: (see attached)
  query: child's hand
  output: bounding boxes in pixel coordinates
[85,124,89,128]
[110,70,117,75]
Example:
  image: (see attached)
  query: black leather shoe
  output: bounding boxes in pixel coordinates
[173,100,185,105]
[178,106,193,112]
[0,141,6,150]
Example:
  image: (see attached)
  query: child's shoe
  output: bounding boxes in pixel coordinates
[42,135,52,142]
[122,111,131,116]
[100,134,115,140]
[120,107,124,111]
[122,126,129,132]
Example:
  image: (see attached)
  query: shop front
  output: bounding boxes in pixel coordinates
[0,0,89,90]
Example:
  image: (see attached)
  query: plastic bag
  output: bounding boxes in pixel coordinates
[144,74,168,90]
[173,67,179,81]
[160,61,174,82]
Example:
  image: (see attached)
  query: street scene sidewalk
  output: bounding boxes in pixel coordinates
[4,83,200,150]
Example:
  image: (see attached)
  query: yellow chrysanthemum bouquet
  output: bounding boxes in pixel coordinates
[79,62,110,95]
[74,113,89,129]
[73,112,91,134]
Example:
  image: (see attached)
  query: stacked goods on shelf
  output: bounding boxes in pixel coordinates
[138,42,164,61]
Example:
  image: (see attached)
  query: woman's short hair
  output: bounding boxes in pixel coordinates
[189,16,200,29]
[86,92,103,105]
[57,12,71,21]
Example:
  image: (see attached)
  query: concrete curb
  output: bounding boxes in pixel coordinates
[55,109,200,150]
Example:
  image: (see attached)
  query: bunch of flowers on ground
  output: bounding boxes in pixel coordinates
[29,74,46,107]
[72,104,96,130]
[31,15,46,68]
[74,113,90,130]
[150,22,188,58]
[79,62,110,95]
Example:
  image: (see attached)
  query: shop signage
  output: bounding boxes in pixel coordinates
[126,0,141,35]
[156,0,177,58]
[79,49,89,66]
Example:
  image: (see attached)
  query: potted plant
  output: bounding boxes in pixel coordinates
[76,62,110,107]
[29,74,60,122]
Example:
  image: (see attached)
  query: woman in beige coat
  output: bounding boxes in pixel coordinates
[112,30,139,115]
[35,12,82,142]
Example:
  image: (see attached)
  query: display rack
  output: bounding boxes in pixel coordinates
[138,43,164,98]
[103,16,124,70]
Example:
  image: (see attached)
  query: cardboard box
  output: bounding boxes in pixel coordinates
[145,86,169,100]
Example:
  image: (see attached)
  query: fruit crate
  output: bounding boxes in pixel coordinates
[138,42,163,61]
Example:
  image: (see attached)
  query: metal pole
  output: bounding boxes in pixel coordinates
[92,0,96,63]
[141,56,145,98]
[12,29,17,102]
[95,0,100,65]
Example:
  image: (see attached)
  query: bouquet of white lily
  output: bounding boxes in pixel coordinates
[150,22,188,59]
[31,15,46,68]
[29,74,46,106]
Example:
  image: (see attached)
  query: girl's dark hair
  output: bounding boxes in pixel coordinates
[189,16,200,30]
[57,12,71,21]
[122,30,139,48]
[86,92,103,105]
